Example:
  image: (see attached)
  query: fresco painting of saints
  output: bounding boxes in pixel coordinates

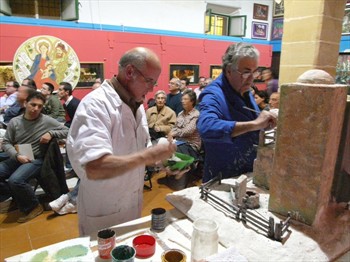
[13,35,80,90]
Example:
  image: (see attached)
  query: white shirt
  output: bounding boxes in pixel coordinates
[66,81,150,236]
[0,92,17,110]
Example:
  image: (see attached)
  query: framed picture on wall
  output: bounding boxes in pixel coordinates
[273,0,284,17]
[169,64,200,84]
[0,63,15,90]
[271,18,284,40]
[77,63,104,87]
[253,4,269,21]
[342,7,350,35]
[252,22,268,40]
[209,65,222,80]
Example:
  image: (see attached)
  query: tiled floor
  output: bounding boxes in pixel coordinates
[0,171,182,261]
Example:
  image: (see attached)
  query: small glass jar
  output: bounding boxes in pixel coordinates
[191,218,219,262]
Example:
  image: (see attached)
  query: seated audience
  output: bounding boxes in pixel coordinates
[254,90,270,111]
[180,77,190,93]
[146,90,176,141]
[205,77,213,86]
[166,78,183,115]
[158,89,202,190]
[146,98,156,109]
[57,82,80,128]
[194,76,207,97]
[2,78,37,126]
[269,92,280,117]
[269,92,280,109]
[49,179,79,215]
[41,82,65,122]
[0,80,19,113]
[250,84,259,96]
[0,92,69,222]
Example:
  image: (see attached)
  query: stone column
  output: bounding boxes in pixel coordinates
[279,0,347,85]
[268,70,348,225]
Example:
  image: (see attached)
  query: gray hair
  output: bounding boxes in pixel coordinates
[154,90,166,99]
[222,43,260,71]
[171,78,181,87]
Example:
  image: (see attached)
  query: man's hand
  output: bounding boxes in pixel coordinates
[144,142,177,166]
[232,110,278,137]
[255,110,277,130]
[17,154,32,164]
[40,132,52,144]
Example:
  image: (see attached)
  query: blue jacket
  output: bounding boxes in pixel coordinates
[197,73,260,182]
[3,102,23,124]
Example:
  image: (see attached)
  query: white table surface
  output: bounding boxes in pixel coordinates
[5,208,227,262]
[91,208,227,261]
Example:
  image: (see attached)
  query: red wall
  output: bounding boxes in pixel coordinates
[0,23,271,101]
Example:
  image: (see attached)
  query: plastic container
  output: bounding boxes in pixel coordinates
[110,245,136,262]
[132,235,156,258]
[165,152,194,171]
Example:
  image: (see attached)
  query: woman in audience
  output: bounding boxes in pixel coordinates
[158,89,202,190]
[146,90,176,142]
[254,90,270,111]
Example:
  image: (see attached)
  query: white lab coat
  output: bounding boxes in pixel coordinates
[66,81,150,236]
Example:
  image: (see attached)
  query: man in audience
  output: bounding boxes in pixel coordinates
[268,92,280,118]
[2,78,37,125]
[197,43,277,183]
[166,77,183,115]
[41,82,65,122]
[194,76,206,97]
[269,92,280,109]
[146,90,176,141]
[180,77,190,93]
[205,77,213,86]
[66,47,176,236]
[57,82,80,128]
[0,92,68,222]
[0,80,19,113]
[56,81,80,208]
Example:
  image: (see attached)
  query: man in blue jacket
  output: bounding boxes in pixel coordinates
[197,43,277,183]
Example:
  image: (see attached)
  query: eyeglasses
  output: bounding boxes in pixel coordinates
[236,70,260,79]
[132,66,157,86]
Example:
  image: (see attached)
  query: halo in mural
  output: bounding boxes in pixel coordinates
[13,35,80,90]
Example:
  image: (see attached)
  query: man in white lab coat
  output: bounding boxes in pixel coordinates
[66,47,176,236]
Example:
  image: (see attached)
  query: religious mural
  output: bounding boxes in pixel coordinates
[13,35,80,90]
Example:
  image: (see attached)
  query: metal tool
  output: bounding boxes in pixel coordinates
[243,106,260,114]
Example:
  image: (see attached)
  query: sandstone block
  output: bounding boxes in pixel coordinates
[269,71,348,225]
